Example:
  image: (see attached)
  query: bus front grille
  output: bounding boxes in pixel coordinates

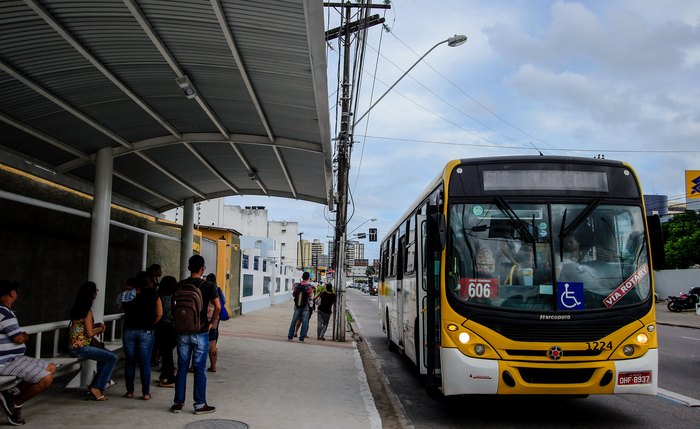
[516,367,595,384]
[471,317,634,342]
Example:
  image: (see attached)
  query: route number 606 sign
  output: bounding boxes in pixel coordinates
[460,278,499,299]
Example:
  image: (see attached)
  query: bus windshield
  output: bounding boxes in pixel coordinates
[447,201,650,311]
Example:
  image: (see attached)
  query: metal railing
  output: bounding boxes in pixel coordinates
[23,314,124,359]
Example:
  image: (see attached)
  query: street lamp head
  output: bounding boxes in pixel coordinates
[447,34,468,47]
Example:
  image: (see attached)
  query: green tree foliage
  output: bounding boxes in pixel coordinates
[365,266,376,277]
[662,210,700,269]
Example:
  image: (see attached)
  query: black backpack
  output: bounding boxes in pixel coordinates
[294,283,309,308]
[172,278,205,334]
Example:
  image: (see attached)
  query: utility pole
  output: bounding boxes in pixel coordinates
[326,1,389,342]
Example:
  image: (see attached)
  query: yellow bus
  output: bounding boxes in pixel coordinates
[378,156,662,396]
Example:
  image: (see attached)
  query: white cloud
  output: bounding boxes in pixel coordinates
[239,1,700,259]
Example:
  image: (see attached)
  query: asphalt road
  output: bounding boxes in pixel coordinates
[347,288,700,429]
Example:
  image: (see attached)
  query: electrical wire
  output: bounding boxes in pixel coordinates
[361,41,537,148]
[359,134,700,154]
[386,30,553,150]
[351,13,389,195]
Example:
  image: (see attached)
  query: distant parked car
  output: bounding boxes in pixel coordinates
[361,284,369,293]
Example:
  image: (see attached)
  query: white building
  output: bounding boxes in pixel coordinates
[239,239,301,314]
[163,199,269,237]
[268,220,300,268]
[163,198,304,314]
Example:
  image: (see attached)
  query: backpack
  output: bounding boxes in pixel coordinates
[294,283,309,309]
[172,278,205,334]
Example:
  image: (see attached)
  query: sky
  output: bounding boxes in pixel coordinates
[225,0,700,262]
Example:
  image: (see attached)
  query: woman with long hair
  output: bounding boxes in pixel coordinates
[122,271,162,400]
[69,281,118,401]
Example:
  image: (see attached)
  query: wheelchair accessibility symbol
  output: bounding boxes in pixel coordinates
[557,282,584,310]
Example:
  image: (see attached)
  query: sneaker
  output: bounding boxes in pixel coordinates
[287,338,293,341]
[194,404,216,415]
[170,403,183,413]
[158,381,175,388]
[7,407,24,426]
[0,391,14,417]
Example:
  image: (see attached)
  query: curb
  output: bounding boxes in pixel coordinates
[348,309,415,429]
[657,321,700,330]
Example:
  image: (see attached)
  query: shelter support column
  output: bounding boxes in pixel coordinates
[84,146,113,386]
[180,198,194,279]
[141,235,148,271]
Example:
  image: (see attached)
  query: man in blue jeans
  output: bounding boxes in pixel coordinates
[287,272,313,342]
[170,255,220,414]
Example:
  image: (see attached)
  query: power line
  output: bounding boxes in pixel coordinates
[360,134,700,154]
[361,40,534,148]
[386,30,553,149]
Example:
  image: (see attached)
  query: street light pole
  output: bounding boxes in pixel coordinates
[353,34,467,127]
[332,35,467,342]
[348,217,377,236]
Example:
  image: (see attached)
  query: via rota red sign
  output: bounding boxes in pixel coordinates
[603,263,649,308]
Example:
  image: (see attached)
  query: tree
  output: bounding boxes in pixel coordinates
[365,266,376,278]
[662,210,700,269]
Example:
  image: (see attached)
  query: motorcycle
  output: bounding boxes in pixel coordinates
[666,287,700,312]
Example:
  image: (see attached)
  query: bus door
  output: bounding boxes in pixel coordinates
[396,233,406,352]
[416,214,427,374]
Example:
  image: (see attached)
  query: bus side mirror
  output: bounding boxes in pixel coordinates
[646,214,665,269]
[437,213,447,251]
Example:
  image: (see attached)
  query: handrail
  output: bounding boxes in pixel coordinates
[22,313,124,359]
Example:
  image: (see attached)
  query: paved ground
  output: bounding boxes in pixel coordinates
[15,303,381,429]
[10,299,697,428]
[656,300,700,329]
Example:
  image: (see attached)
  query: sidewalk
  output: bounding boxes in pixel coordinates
[16,302,381,429]
[656,301,700,329]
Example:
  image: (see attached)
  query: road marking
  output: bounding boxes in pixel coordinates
[680,336,700,341]
[353,347,383,429]
[657,388,700,407]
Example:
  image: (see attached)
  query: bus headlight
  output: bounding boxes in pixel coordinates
[458,332,470,344]
[474,344,486,356]
[636,333,648,344]
[623,345,634,356]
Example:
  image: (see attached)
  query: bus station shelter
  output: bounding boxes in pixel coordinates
[0,0,332,318]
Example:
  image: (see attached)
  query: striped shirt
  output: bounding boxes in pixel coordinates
[0,306,26,364]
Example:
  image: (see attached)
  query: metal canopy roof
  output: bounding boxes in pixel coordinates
[0,0,332,213]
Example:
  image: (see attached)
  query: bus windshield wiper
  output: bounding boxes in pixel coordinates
[495,197,536,244]
[557,199,601,261]
[495,197,539,268]
[461,231,478,277]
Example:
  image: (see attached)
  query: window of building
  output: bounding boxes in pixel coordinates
[276,278,281,292]
[285,278,290,291]
[263,276,271,295]
[254,256,259,270]
[242,254,249,269]
[263,260,267,272]
[242,274,254,297]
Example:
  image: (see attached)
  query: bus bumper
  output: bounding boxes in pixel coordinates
[440,347,657,396]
